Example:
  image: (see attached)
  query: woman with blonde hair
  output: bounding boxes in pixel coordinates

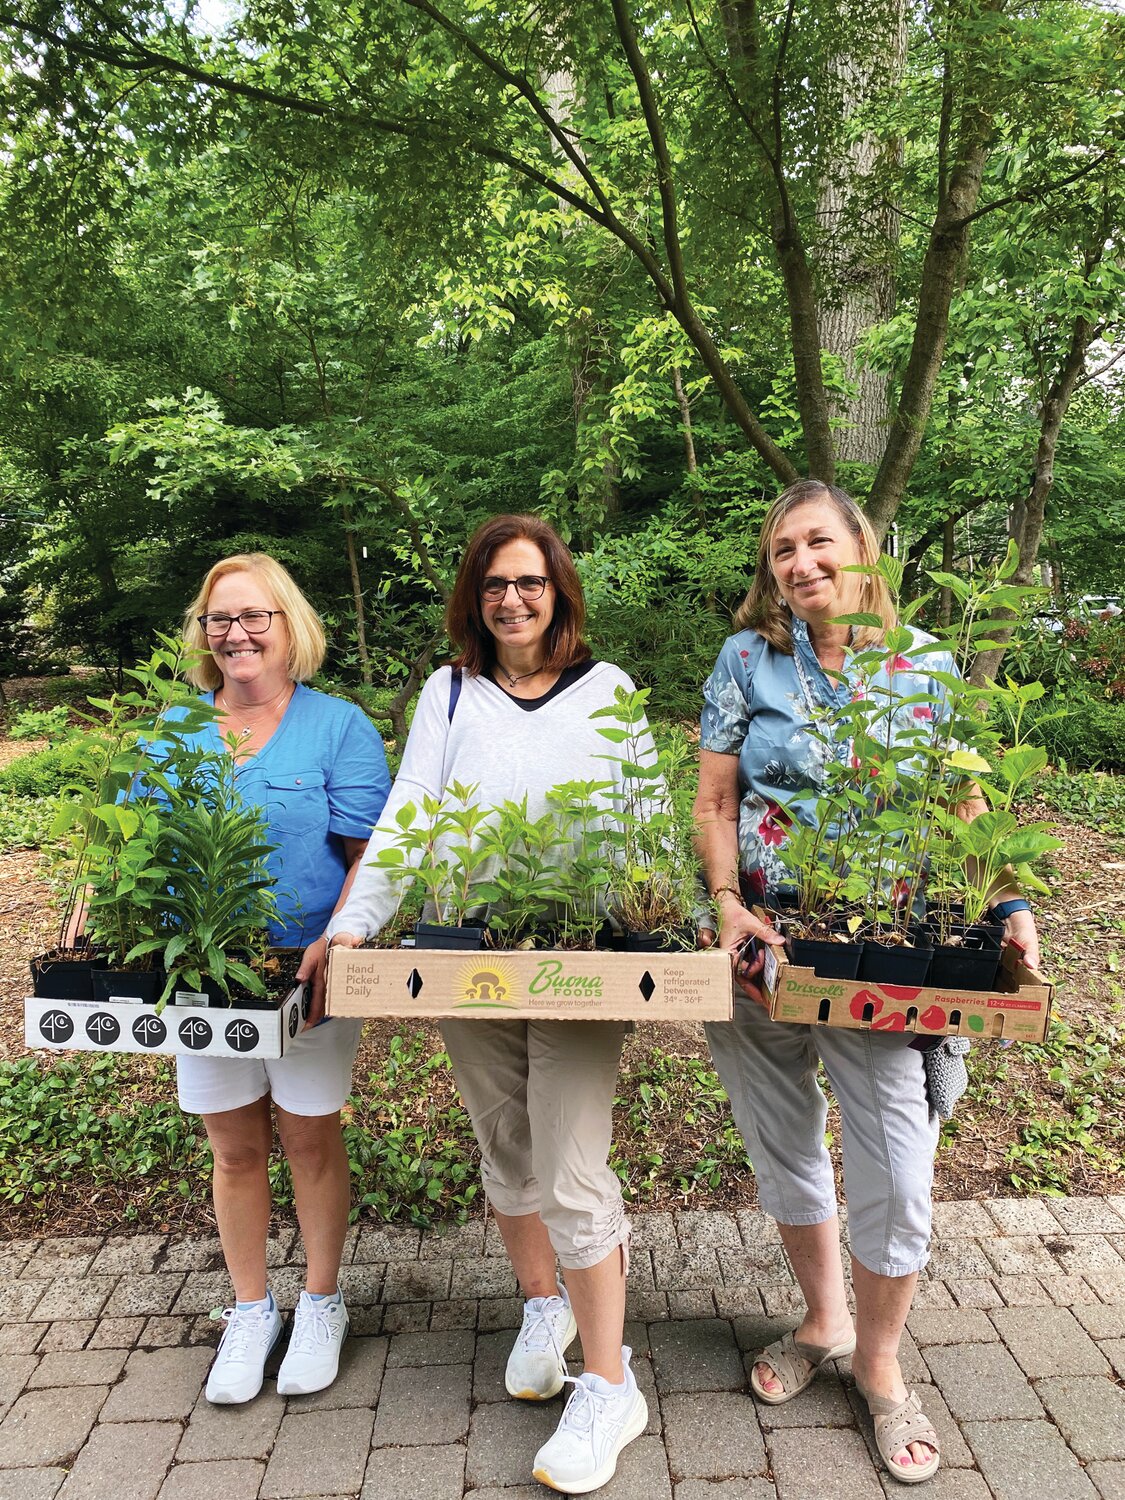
[177,552,390,1405]
[695,481,1038,1486]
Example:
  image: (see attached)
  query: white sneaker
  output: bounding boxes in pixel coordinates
[532,1347,648,1493]
[205,1296,284,1404]
[505,1290,578,1400]
[276,1291,350,1396]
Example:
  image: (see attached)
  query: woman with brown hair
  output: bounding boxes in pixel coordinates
[326,514,649,1494]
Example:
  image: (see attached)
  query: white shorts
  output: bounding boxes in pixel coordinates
[176,1018,363,1118]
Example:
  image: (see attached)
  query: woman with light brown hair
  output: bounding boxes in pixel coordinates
[695,481,1039,1486]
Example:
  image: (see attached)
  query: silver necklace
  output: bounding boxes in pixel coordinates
[217,682,294,738]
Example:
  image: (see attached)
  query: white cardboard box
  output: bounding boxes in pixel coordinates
[24,986,308,1059]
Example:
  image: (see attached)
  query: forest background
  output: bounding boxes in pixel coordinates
[1,0,1125,1227]
[0,0,1122,745]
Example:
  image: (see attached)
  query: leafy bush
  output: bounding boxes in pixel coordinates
[1022,686,1125,772]
[1035,771,1125,835]
[0,746,93,798]
[0,795,55,851]
[7,704,71,740]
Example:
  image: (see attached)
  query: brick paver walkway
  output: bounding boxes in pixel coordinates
[2,1201,1125,1498]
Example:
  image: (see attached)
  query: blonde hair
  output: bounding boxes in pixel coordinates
[733,480,897,651]
[182,553,327,691]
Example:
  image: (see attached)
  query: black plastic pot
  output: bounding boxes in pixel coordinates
[928,944,1001,992]
[858,940,933,985]
[623,925,694,954]
[412,922,489,951]
[785,935,863,980]
[90,969,166,1005]
[30,949,109,1001]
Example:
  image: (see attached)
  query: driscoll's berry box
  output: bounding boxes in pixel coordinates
[762,945,1053,1042]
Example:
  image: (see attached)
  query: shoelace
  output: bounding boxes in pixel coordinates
[557,1374,607,1436]
[518,1298,568,1359]
[288,1299,338,1356]
[217,1304,272,1361]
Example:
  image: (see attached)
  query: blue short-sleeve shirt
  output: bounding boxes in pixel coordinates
[184,684,391,945]
[700,618,956,908]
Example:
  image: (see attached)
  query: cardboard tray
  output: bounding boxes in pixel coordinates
[326,945,733,1022]
[24,985,308,1059]
[762,944,1053,1042]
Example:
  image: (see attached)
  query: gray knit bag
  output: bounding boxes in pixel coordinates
[923,1036,972,1120]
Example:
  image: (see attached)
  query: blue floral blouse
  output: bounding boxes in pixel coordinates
[700,618,957,908]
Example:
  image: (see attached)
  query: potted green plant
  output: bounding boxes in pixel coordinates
[123,745,286,1009]
[475,797,571,949]
[32,638,216,1000]
[371,782,492,949]
[590,688,702,951]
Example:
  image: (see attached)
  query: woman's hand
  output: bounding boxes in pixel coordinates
[702,895,786,1010]
[1000,907,1041,974]
[296,936,329,1029]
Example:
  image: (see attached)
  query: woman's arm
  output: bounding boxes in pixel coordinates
[694,749,784,1005]
[297,835,369,1027]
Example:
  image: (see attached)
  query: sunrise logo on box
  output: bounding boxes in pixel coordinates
[455,958,520,1009]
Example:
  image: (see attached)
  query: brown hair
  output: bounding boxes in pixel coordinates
[446,514,591,676]
[182,553,327,691]
[733,480,897,651]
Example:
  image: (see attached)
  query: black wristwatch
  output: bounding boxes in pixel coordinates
[991,898,1031,920]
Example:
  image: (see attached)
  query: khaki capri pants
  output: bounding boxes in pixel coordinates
[440,1019,630,1271]
[706,994,940,1277]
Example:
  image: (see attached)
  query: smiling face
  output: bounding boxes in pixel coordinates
[767,498,866,626]
[480,538,555,663]
[204,569,292,697]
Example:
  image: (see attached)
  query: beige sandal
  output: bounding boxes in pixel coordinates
[861,1388,941,1484]
[749,1330,857,1406]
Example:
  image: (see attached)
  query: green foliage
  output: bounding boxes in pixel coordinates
[963,1015,1125,1195]
[0,795,55,851]
[1036,772,1125,835]
[0,746,91,799]
[7,704,71,740]
[0,1055,214,1214]
[1022,687,1125,773]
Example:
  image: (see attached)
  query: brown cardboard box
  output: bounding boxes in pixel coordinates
[326,945,732,1022]
[761,943,1053,1042]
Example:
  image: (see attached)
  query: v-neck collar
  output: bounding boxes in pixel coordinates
[791,618,853,708]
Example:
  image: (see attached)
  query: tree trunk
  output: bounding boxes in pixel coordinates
[719,0,835,482]
[672,364,703,515]
[343,514,372,687]
[970,311,1096,684]
[386,633,441,744]
[817,0,906,467]
[939,514,955,627]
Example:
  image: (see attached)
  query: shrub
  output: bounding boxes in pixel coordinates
[7,705,71,741]
[1022,686,1125,772]
[0,746,93,798]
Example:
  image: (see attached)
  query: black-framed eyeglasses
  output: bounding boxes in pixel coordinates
[197,609,285,638]
[480,575,551,602]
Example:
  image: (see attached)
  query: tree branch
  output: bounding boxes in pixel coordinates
[951,149,1115,230]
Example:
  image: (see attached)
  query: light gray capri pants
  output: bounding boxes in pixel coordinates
[706,993,940,1277]
[440,1018,630,1271]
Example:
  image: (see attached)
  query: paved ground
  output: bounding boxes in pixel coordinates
[2,1200,1125,1499]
